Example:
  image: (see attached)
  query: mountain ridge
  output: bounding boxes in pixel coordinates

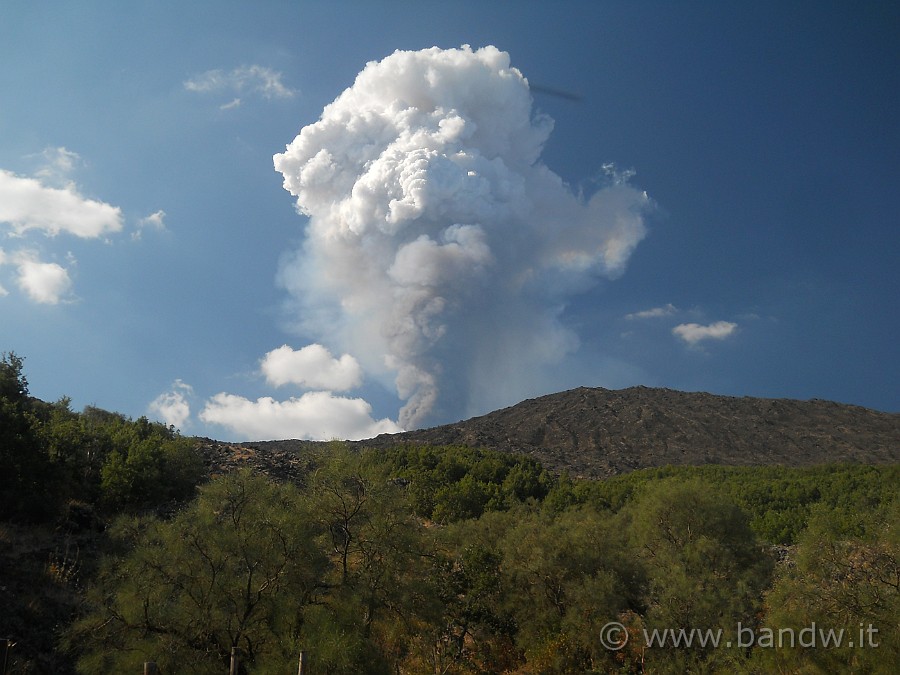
[352,386,900,478]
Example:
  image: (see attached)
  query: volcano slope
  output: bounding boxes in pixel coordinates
[357,386,900,478]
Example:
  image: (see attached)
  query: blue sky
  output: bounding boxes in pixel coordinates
[1,1,897,441]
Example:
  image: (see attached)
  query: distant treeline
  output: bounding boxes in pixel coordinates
[368,443,900,546]
[2,352,898,673]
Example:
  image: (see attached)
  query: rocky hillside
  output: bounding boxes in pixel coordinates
[358,386,900,478]
[194,438,319,483]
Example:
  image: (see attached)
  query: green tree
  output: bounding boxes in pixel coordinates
[417,532,521,674]
[753,499,900,673]
[625,478,773,673]
[0,352,54,519]
[69,470,327,673]
[40,398,93,493]
[99,418,203,512]
[305,445,431,673]
[433,473,493,522]
[499,505,637,673]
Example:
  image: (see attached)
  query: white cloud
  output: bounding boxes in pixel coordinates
[0,168,123,238]
[148,380,194,430]
[133,209,167,239]
[274,45,652,429]
[626,303,677,320]
[15,255,73,304]
[260,344,363,391]
[140,209,166,230]
[672,321,738,345]
[185,65,296,101]
[199,391,402,441]
[0,150,128,303]
[33,146,82,186]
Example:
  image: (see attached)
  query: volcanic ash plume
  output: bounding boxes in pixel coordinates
[274,45,651,429]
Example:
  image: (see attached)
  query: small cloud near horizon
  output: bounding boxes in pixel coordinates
[199,391,401,441]
[673,321,738,345]
[148,380,194,430]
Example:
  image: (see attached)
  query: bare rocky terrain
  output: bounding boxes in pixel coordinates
[194,437,319,483]
[356,386,900,478]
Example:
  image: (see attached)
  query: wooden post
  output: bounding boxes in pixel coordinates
[229,647,241,675]
[143,662,158,675]
[297,650,307,675]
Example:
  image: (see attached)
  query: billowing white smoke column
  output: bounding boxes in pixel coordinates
[275,45,650,429]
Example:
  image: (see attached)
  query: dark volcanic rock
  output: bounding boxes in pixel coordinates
[194,438,318,484]
[357,387,900,478]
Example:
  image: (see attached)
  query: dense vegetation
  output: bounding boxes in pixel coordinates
[2,353,898,673]
[0,352,204,522]
[548,462,900,545]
